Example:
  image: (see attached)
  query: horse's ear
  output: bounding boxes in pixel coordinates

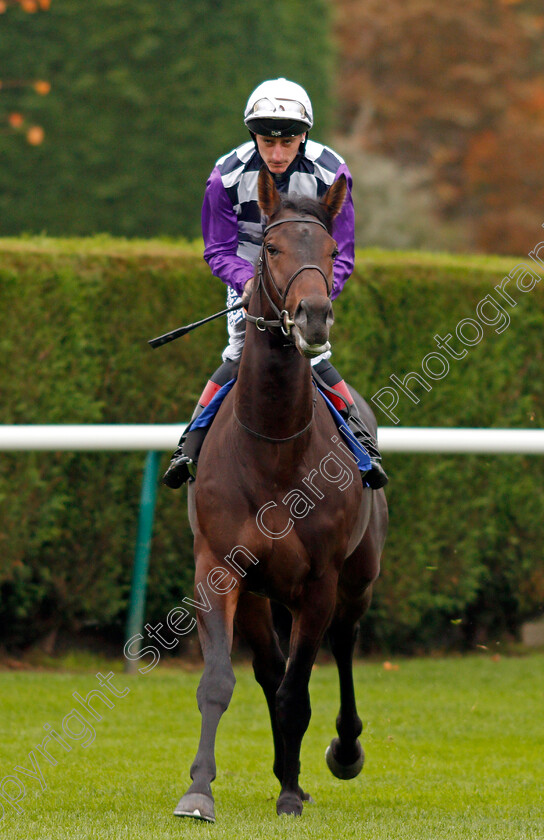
[321,174,347,221]
[258,166,281,217]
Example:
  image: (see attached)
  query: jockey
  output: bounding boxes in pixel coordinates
[163,78,388,489]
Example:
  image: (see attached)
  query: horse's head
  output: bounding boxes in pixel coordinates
[254,167,347,359]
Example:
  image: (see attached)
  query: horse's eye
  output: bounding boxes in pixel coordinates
[331,247,339,260]
[266,244,279,256]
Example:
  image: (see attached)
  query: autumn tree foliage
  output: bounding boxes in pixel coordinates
[0,0,50,144]
[0,0,50,10]
[333,0,544,254]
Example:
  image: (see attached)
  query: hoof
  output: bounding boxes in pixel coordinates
[276,791,303,816]
[325,737,365,780]
[174,792,215,822]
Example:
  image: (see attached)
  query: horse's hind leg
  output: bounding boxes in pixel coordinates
[325,597,370,779]
[174,554,240,823]
[326,506,385,780]
[236,595,286,783]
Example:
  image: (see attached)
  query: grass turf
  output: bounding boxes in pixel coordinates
[0,654,543,839]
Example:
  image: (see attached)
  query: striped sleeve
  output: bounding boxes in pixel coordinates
[201,166,255,297]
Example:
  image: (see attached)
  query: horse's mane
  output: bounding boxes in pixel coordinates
[274,193,332,233]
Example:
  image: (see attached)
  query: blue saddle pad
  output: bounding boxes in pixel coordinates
[186,378,371,475]
[188,378,237,431]
[317,389,372,474]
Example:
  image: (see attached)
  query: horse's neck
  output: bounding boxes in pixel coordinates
[235,328,314,440]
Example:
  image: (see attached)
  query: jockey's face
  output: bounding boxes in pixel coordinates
[256,134,306,175]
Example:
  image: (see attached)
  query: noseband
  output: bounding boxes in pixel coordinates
[244,216,333,336]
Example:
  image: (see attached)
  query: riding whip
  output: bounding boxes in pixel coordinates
[148,301,245,349]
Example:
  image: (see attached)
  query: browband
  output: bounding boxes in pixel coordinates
[264,217,329,235]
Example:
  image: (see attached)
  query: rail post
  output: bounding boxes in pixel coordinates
[124,449,161,674]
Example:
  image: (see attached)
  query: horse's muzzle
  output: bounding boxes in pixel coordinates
[292,296,334,358]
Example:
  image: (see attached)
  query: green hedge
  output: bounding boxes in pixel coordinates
[0,238,543,652]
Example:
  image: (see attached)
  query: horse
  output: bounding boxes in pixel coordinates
[174,167,388,822]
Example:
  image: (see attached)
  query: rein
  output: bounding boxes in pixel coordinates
[244,216,333,336]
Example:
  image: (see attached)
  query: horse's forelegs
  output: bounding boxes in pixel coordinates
[174,569,240,823]
[275,579,337,817]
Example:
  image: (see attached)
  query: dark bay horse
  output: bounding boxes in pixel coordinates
[175,168,388,821]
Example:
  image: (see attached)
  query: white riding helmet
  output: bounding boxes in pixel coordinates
[244,78,313,138]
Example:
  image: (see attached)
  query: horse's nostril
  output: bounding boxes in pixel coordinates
[295,297,332,322]
[295,299,308,326]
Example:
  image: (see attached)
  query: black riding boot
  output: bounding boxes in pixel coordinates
[162,448,194,488]
[162,359,239,489]
[343,406,388,489]
[161,404,205,488]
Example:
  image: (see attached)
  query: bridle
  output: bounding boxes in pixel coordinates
[236,214,333,443]
[244,216,333,337]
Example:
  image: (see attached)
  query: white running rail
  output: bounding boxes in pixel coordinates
[0,425,543,453]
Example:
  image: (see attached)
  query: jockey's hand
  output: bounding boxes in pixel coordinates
[240,278,254,309]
